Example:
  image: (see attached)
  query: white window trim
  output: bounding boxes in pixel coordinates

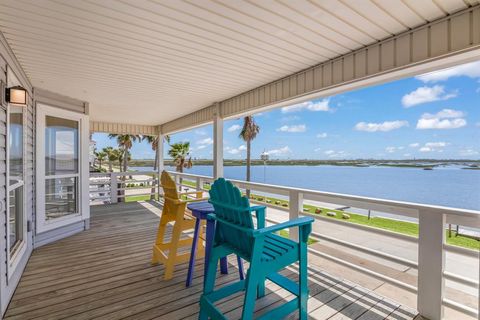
[36,104,89,234]
[6,104,27,280]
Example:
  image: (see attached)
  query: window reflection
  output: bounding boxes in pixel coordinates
[45,116,79,176]
[9,187,23,254]
[9,112,23,186]
[45,177,78,220]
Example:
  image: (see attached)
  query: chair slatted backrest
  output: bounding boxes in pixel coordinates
[209,178,254,257]
[161,171,180,214]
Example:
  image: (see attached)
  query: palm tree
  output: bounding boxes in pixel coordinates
[239,116,260,198]
[108,134,139,172]
[168,142,192,173]
[103,147,118,172]
[96,150,107,171]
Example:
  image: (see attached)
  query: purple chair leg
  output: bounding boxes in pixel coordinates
[237,256,245,280]
[186,217,201,287]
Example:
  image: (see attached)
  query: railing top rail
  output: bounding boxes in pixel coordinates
[167,170,480,220]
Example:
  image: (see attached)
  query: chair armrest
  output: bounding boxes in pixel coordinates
[183,197,209,203]
[250,206,266,229]
[253,217,314,242]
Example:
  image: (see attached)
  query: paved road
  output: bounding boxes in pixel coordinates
[264,206,479,314]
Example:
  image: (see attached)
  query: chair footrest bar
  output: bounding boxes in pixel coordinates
[256,298,299,320]
[205,280,246,302]
[200,296,228,320]
[267,272,299,296]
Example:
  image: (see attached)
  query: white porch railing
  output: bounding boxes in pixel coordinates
[89,171,158,204]
[89,170,480,320]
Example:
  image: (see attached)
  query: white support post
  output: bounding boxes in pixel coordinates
[110,173,118,204]
[417,209,445,320]
[213,104,223,179]
[157,133,164,201]
[289,190,303,242]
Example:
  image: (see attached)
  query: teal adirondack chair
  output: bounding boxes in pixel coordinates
[199,178,314,320]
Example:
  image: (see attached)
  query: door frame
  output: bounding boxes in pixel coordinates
[35,103,89,234]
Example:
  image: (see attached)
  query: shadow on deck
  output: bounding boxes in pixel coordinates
[4,202,419,319]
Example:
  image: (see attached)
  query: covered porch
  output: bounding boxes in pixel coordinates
[4,202,419,320]
[0,1,479,319]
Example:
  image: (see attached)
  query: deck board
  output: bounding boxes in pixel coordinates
[4,202,418,320]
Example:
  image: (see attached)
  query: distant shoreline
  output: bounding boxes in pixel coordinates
[128,159,480,169]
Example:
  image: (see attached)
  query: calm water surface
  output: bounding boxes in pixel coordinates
[133,165,480,211]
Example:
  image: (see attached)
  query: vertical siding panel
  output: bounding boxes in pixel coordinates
[396,34,411,66]
[305,69,313,92]
[282,78,289,99]
[367,46,380,75]
[313,66,323,90]
[450,13,470,50]
[258,87,265,106]
[289,75,297,97]
[323,62,332,87]
[430,21,449,57]
[332,59,343,84]
[381,40,395,71]
[473,8,480,45]
[355,50,367,78]
[297,72,305,94]
[412,28,429,62]
[343,54,354,81]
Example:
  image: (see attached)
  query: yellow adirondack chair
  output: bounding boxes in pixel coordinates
[152,170,206,280]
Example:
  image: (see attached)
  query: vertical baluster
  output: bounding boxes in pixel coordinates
[289,190,303,242]
[417,209,445,320]
[110,172,118,204]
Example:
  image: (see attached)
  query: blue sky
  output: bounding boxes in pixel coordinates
[93,61,480,160]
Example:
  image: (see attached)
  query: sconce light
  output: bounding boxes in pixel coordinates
[5,86,27,105]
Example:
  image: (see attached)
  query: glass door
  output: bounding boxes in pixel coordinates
[36,104,89,233]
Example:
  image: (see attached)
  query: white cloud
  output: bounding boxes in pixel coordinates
[416,109,467,129]
[196,145,207,150]
[224,144,247,155]
[316,132,328,138]
[421,109,465,119]
[277,124,306,133]
[266,146,291,156]
[409,143,420,148]
[425,142,448,148]
[197,137,213,145]
[459,149,479,157]
[403,153,411,157]
[195,129,207,136]
[354,120,408,132]
[416,61,480,82]
[227,124,241,132]
[281,99,330,113]
[324,150,347,158]
[385,146,404,153]
[401,85,457,108]
[418,142,449,153]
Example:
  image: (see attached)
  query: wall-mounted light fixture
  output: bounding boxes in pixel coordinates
[5,86,27,105]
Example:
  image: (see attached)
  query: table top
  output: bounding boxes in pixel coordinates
[187,201,215,218]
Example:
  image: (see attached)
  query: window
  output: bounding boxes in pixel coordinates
[7,105,26,259]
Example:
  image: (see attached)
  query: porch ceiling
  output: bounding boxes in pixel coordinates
[0,0,476,125]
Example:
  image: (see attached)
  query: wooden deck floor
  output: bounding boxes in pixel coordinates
[5,202,419,320]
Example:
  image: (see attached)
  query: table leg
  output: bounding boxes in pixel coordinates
[186,217,201,287]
